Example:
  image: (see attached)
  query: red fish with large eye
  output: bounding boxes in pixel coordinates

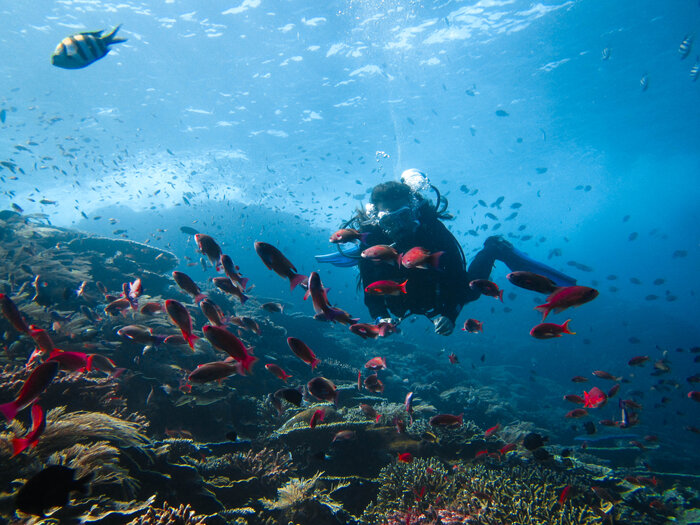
[530,320,575,339]
[365,280,407,296]
[469,279,503,301]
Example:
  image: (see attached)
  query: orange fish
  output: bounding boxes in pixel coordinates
[364,357,387,370]
[329,228,368,244]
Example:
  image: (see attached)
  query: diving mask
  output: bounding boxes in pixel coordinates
[377,206,419,238]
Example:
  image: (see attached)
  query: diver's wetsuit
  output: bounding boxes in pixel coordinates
[359,210,498,325]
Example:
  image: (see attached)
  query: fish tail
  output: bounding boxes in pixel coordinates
[194,293,207,304]
[359,232,370,244]
[498,289,504,302]
[239,277,249,289]
[289,273,306,291]
[534,304,550,320]
[430,251,444,269]
[310,357,321,370]
[0,401,18,422]
[239,293,248,304]
[240,354,258,374]
[11,437,29,457]
[562,319,575,334]
[184,332,198,350]
[399,280,408,294]
[104,24,127,45]
[375,414,382,423]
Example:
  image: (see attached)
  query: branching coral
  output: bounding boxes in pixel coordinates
[259,471,349,516]
[363,458,635,525]
[186,447,293,487]
[126,500,207,525]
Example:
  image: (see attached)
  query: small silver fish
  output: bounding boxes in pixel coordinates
[601,47,611,60]
[640,74,649,91]
[690,58,699,82]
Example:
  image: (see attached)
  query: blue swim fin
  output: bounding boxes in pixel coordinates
[315,245,362,268]
[499,245,577,288]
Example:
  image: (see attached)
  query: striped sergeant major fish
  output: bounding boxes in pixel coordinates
[691,58,699,82]
[678,35,693,60]
[51,25,126,69]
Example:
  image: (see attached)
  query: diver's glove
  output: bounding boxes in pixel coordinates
[433,315,455,336]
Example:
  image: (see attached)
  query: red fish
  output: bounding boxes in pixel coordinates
[599,419,618,427]
[469,279,503,301]
[484,423,500,438]
[329,228,368,244]
[28,325,55,353]
[564,394,585,404]
[47,349,90,372]
[0,361,59,421]
[628,355,650,366]
[530,319,575,339]
[254,241,306,291]
[365,280,407,295]
[429,413,463,427]
[607,384,620,398]
[307,377,338,404]
[361,245,400,264]
[172,271,207,304]
[565,408,588,418]
[309,409,325,428]
[0,293,30,333]
[287,337,320,369]
[265,363,292,382]
[12,404,46,457]
[534,285,599,320]
[220,254,249,290]
[364,373,384,393]
[195,233,223,269]
[140,302,164,315]
[104,297,131,316]
[499,443,516,455]
[199,298,228,327]
[364,357,387,370]
[559,485,572,505]
[398,452,413,463]
[462,319,483,333]
[165,299,198,349]
[203,325,257,374]
[360,403,381,422]
[401,247,443,270]
[350,323,381,339]
[307,272,357,324]
[688,391,700,402]
[188,361,240,384]
[448,353,459,364]
[571,376,588,383]
[506,271,558,294]
[583,387,607,408]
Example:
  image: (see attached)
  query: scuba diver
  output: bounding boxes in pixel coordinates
[317,169,576,336]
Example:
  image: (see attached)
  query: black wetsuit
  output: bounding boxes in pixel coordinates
[359,210,498,324]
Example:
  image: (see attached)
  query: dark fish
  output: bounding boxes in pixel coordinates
[0,294,30,333]
[203,325,257,374]
[188,361,240,383]
[180,226,199,235]
[195,234,222,269]
[220,254,249,289]
[363,373,384,393]
[522,432,548,450]
[261,302,284,313]
[254,241,306,290]
[165,299,198,349]
[530,320,575,339]
[199,298,227,327]
[288,337,320,369]
[172,271,206,303]
[536,167,548,174]
[274,387,303,406]
[506,271,558,294]
[495,109,509,117]
[16,465,92,516]
[307,376,337,404]
[212,277,249,304]
[429,413,463,427]
[51,25,126,69]
[469,279,503,301]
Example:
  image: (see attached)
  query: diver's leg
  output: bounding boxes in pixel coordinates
[482,236,576,287]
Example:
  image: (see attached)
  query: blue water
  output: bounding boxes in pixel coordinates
[1,0,699,482]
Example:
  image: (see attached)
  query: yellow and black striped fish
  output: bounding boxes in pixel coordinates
[51,25,126,69]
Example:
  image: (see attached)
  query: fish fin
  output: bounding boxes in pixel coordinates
[430,251,444,269]
[399,280,408,294]
[194,293,207,304]
[534,304,550,320]
[0,401,18,422]
[498,289,504,302]
[103,24,126,45]
[289,273,306,291]
[11,438,29,457]
[240,354,258,375]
